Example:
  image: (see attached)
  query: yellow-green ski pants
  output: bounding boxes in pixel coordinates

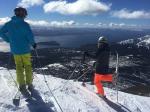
[14,53,33,86]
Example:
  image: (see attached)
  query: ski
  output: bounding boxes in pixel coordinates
[96,93,108,100]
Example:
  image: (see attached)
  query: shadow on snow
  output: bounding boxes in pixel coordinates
[27,88,55,112]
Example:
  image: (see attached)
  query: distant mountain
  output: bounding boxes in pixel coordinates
[119,35,150,48]
[37,41,60,46]
[33,28,150,46]
[37,41,60,49]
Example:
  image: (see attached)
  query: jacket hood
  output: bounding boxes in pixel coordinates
[11,16,24,23]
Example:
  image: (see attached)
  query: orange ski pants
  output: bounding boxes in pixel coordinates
[94,73,113,96]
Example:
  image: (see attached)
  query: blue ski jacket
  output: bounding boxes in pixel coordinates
[0,16,35,54]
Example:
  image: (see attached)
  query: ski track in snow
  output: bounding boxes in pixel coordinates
[0,67,150,112]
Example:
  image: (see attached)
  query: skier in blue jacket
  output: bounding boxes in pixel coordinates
[0,7,36,95]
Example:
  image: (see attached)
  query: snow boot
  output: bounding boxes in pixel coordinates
[28,84,34,91]
[96,93,107,100]
[19,85,26,92]
[19,85,31,98]
[28,84,36,97]
[82,82,86,87]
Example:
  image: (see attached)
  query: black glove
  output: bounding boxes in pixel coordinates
[32,43,37,49]
[84,51,89,56]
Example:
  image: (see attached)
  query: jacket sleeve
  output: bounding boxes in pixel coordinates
[85,51,97,59]
[87,45,104,59]
[26,23,35,45]
[0,24,10,43]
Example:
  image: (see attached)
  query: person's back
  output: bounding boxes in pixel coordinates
[95,42,110,74]
[1,16,34,54]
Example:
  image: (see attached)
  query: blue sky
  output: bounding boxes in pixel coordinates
[0,0,150,28]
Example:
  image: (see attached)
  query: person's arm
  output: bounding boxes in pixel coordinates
[0,24,9,43]
[84,51,97,59]
[88,48,103,59]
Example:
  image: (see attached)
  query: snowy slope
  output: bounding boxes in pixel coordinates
[0,67,150,112]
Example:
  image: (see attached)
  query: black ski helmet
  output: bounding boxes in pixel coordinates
[14,7,27,18]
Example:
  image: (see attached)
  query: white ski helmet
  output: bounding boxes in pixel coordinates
[98,36,107,43]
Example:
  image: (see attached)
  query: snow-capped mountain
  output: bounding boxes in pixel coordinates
[137,35,150,47]
[119,35,150,48]
[0,66,150,112]
[119,39,134,45]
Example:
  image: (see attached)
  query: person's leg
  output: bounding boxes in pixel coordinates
[94,73,104,96]
[100,74,113,82]
[14,55,25,87]
[22,53,33,86]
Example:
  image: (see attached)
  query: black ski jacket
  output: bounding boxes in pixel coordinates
[86,43,110,74]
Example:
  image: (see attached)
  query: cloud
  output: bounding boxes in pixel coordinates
[26,19,76,27]
[93,22,142,29]
[106,22,147,30]
[81,22,127,28]
[18,0,44,8]
[112,9,150,19]
[0,17,76,27]
[26,20,50,26]
[0,41,10,52]
[84,23,94,26]
[26,19,149,29]
[0,17,10,25]
[50,20,76,27]
[0,17,149,29]
[43,0,111,15]
[109,22,125,27]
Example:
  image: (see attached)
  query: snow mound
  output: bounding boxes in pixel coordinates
[48,63,66,69]
[137,35,150,47]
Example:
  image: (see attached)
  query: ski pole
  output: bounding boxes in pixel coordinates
[34,49,64,112]
[53,62,86,91]
[7,53,19,89]
[74,66,91,81]
[115,51,119,103]
[58,53,89,91]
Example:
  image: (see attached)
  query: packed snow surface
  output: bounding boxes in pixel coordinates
[0,67,150,112]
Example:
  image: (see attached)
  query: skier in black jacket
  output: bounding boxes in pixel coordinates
[85,36,113,98]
